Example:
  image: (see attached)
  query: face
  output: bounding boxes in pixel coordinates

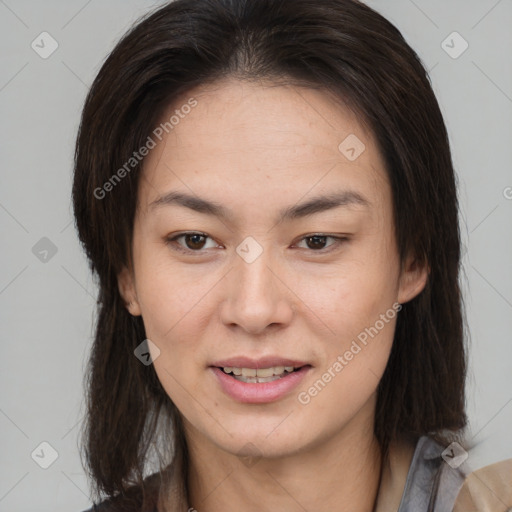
[118,78,427,460]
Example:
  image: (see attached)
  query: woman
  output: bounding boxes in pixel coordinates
[73,0,511,511]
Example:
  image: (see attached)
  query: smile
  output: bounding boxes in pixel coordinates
[220,365,300,383]
[211,364,311,403]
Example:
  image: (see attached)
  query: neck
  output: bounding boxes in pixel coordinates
[185,400,383,512]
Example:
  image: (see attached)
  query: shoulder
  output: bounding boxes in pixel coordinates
[453,458,512,511]
[81,455,188,512]
[81,504,108,512]
[81,503,110,512]
[81,494,158,512]
[394,435,468,511]
[80,496,156,512]
[80,469,165,512]
[400,436,512,512]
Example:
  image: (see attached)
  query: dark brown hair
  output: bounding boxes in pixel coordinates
[72,0,468,509]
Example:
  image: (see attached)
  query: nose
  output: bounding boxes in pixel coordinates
[219,245,294,335]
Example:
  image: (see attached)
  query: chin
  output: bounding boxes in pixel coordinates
[208,417,316,458]
[222,434,306,461]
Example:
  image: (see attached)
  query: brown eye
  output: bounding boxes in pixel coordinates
[296,234,346,252]
[304,235,329,250]
[183,233,207,250]
[297,233,349,255]
[166,232,217,253]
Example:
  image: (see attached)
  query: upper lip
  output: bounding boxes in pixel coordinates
[211,356,309,369]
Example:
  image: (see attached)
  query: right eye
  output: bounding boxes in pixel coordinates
[165,232,220,254]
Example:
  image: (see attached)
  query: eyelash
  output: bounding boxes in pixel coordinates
[165,232,349,255]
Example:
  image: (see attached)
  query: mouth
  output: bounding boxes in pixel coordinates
[209,358,312,403]
[217,365,304,384]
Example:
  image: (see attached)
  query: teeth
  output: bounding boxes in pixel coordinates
[234,374,282,383]
[255,367,275,377]
[221,365,298,382]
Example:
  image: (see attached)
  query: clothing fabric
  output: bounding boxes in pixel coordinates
[81,435,512,512]
[393,436,466,512]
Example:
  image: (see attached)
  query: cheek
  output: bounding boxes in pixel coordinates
[296,258,400,338]
[134,259,219,408]
[299,310,397,422]
[294,251,399,394]
[135,251,210,341]
[138,265,210,412]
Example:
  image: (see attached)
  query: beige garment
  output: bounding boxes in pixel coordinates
[373,440,512,512]
[373,439,512,512]
[452,458,512,512]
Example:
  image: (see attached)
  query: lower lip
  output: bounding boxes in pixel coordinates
[211,366,311,404]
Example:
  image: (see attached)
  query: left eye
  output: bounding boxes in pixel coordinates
[295,234,343,251]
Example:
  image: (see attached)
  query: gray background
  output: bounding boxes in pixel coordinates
[1,0,511,510]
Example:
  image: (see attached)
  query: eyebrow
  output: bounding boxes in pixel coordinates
[148,189,370,223]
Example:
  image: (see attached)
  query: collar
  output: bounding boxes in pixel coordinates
[374,438,416,512]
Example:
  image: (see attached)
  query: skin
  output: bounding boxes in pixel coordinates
[118,78,428,512]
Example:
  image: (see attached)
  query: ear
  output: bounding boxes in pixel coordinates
[117,266,142,316]
[397,253,429,305]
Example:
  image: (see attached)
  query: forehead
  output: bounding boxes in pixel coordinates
[137,78,390,218]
